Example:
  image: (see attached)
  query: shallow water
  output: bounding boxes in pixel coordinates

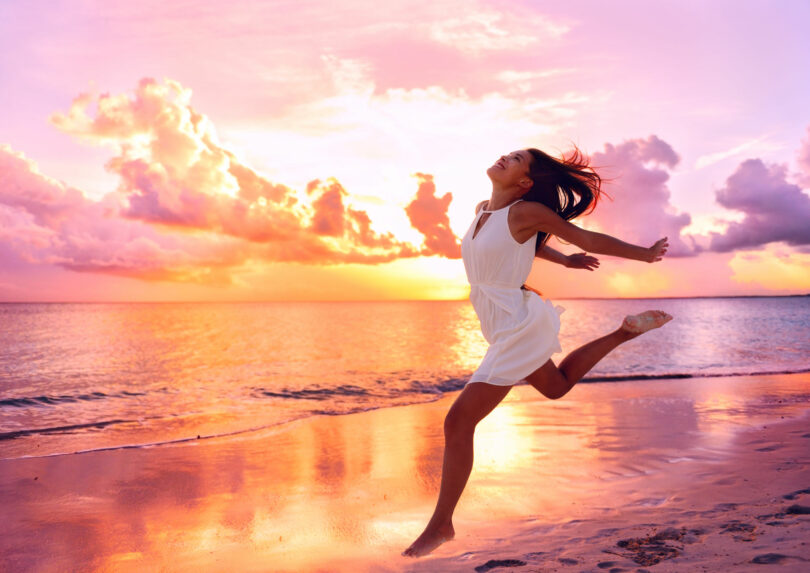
[1,373,808,572]
[1,296,809,458]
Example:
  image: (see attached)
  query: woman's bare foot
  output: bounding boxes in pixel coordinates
[402,522,455,558]
[621,310,673,338]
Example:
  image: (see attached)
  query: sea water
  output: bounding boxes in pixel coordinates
[1,296,808,458]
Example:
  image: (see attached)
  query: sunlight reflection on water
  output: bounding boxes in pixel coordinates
[1,297,808,458]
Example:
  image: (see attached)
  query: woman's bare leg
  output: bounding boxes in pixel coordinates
[403,310,672,557]
[402,382,512,557]
[526,310,672,400]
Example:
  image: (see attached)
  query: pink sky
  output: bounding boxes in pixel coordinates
[1,0,809,301]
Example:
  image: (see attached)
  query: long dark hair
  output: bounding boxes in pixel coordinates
[523,144,612,250]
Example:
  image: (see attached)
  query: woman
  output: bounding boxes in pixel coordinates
[402,146,673,558]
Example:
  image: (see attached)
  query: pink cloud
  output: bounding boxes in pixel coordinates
[584,135,699,257]
[306,178,408,250]
[405,173,461,259]
[0,78,464,284]
[0,144,85,228]
[0,147,251,283]
[708,158,810,253]
[49,78,436,262]
[795,125,810,189]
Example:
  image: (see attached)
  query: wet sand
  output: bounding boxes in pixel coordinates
[1,372,809,572]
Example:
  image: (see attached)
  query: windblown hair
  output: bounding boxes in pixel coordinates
[523,144,612,250]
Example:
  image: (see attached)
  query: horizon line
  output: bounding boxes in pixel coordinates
[1,293,808,304]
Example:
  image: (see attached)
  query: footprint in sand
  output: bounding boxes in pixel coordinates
[522,551,547,559]
[755,512,790,526]
[755,444,782,452]
[754,504,810,524]
[751,553,809,565]
[711,502,739,512]
[782,487,810,500]
[473,558,526,572]
[596,560,633,571]
[719,521,757,542]
[607,526,706,566]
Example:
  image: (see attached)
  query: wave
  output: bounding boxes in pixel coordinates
[248,368,810,402]
[0,403,434,461]
[248,376,471,402]
[579,366,810,383]
[252,383,373,400]
[5,368,807,414]
[0,419,135,441]
[0,422,292,460]
[0,389,148,408]
[3,367,808,460]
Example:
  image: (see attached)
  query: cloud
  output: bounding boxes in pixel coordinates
[304,177,417,257]
[1,78,462,284]
[0,203,58,261]
[427,8,569,55]
[583,135,699,257]
[0,146,247,284]
[48,79,430,262]
[795,125,810,189]
[0,144,85,227]
[694,134,773,169]
[707,158,810,252]
[405,173,461,258]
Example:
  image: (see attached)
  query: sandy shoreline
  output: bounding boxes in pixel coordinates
[1,372,809,572]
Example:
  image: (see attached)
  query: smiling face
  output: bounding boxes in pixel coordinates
[486,149,533,192]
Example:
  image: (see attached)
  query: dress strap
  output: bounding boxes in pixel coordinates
[481,199,523,213]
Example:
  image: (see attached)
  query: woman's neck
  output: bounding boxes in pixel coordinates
[486,189,522,211]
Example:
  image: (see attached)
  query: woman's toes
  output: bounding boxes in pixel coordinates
[622,310,673,335]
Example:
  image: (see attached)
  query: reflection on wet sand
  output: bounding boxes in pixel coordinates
[1,373,808,572]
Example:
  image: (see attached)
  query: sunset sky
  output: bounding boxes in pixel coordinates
[1,0,809,301]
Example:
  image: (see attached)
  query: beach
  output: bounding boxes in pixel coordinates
[2,371,809,572]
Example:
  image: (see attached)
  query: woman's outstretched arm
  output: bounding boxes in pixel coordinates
[517,202,668,263]
[535,244,600,270]
[587,232,668,262]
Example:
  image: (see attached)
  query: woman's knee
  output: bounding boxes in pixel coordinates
[526,361,570,400]
[532,379,570,400]
[542,385,567,400]
[443,383,510,439]
[444,406,476,439]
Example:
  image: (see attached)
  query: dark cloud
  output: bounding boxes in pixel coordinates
[795,125,810,189]
[708,158,810,252]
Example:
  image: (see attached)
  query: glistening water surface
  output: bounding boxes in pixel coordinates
[1,296,808,458]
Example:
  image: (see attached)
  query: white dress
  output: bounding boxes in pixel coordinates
[460,199,566,386]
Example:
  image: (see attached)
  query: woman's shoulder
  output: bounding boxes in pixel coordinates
[514,199,554,215]
[475,200,489,214]
[511,200,559,228]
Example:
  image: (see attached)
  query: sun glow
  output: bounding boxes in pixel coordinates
[606,269,670,298]
[729,248,810,291]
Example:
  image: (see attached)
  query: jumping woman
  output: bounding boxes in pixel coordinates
[402,146,673,557]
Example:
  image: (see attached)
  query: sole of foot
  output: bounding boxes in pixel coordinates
[622,310,673,335]
[402,525,455,558]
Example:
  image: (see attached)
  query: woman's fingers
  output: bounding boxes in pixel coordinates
[647,238,669,263]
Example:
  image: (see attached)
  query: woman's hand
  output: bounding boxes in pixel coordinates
[647,237,669,262]
[565,252,600,271]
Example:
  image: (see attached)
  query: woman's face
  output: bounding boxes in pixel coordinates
[487,149,532,190]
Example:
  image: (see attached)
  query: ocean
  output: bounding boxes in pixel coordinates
[1,296,808,460]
